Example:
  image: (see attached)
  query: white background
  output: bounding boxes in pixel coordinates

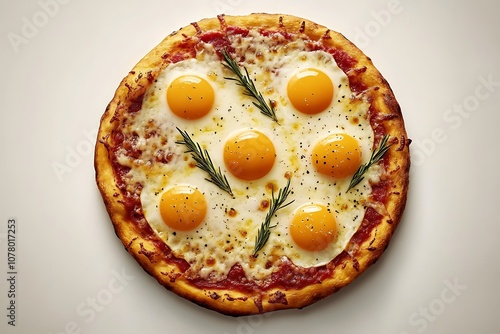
[1,0,499,333]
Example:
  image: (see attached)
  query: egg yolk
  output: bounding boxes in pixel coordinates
[287,68,334,114]
[290,204,337,251]
[159,185,207,231]
[166,75,214,120]
[223,130,276,180]
[312,133,362,179]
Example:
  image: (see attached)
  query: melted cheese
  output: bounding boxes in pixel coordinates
[117,30,382,281]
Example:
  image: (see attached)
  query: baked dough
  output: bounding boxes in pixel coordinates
[95,13,410,316]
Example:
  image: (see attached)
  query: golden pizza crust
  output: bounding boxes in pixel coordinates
[95,13,410,316]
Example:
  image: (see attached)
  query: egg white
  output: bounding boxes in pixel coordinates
[118,31,381,281]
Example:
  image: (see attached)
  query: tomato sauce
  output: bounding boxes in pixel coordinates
[110,24,389,291]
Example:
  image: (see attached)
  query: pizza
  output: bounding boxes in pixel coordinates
[94,13,410,316]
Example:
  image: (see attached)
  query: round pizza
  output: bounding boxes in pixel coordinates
[94,13,410,316]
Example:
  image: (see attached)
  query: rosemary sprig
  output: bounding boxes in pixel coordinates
[221,49,279,123]
[346,134,392,192]
[175,128,233,197]
[253,178,294,256]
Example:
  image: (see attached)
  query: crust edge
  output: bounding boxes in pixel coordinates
[94,13,410,316]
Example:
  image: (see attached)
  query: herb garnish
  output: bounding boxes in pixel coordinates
[221,49,279,123]
[346,134,392,192]
[176,128,233,196]
[253,178,294,256]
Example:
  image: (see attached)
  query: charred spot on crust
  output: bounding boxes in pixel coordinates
[253,296,264,313]
[268,290,288,305]
[224,294,248,302]
[352,258,360,272]
[209,292,221,300]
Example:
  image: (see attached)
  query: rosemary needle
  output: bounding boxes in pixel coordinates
[221,49,279,124]
[176,128,233,197]
[346,134,392,192]
[253,178,294,256]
